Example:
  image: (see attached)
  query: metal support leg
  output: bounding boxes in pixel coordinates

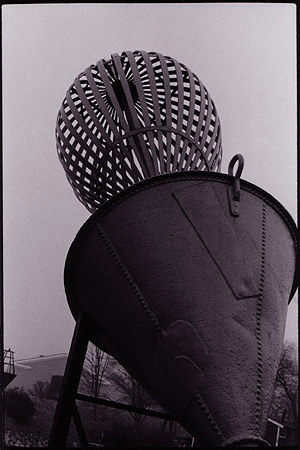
[48,311,89,448]
[73,403,89,447]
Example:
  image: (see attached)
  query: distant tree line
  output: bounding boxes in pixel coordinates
[5,341,297,446]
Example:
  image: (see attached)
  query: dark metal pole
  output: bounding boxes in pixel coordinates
[48,311,89,447]
[72,402,89,447]
[76,393,173,420]
[0,43,5,447]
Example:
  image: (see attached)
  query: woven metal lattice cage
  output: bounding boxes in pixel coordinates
[56,50,223,212]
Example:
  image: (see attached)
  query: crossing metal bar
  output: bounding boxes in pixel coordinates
[73,402,89,447]
[76,392,172,420]
[49,311,175,448]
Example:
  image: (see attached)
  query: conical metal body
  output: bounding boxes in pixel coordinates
[64,171,297,447]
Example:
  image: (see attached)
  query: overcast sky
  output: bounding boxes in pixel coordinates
[2,3,297,360]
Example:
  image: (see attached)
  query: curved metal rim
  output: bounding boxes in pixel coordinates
[65,171,298,303]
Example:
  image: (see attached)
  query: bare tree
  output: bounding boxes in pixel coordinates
[29,380,50,399]
[80,343,111,419]
[81,343,111,398]
[108,361,156,427]
[276,342,298,423]
[269,341,298,429]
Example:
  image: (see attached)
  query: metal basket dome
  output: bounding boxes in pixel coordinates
[56,50,223,212]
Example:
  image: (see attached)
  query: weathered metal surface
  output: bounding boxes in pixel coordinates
[55,51,222,212]
[64,171,297,447]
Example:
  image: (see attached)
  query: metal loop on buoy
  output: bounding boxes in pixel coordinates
[227,154,244,217]
[228,154,244,201]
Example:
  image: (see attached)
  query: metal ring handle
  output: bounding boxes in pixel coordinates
[228,154,244,200]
